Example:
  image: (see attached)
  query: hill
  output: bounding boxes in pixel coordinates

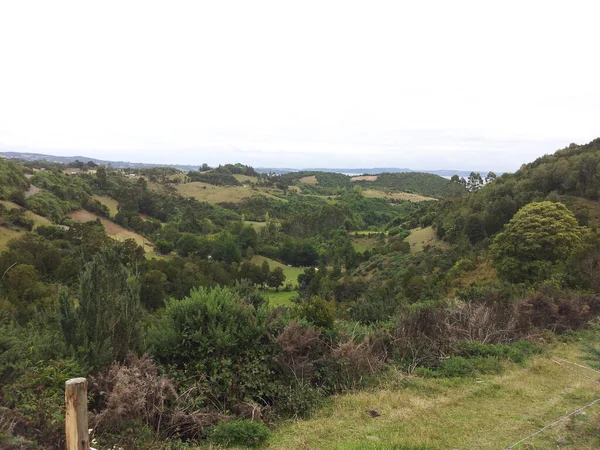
[2,140,600,449]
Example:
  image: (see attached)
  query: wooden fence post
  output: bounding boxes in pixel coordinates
[65,377,89,450]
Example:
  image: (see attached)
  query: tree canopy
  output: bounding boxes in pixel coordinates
[490,201,584,283]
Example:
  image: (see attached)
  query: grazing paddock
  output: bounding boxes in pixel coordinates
[362,189,436,203]
[405,226,449,253]
[250,255,304,287]
[233,174,258,184]
[350,175,379,181]
[92,195,119,217]
[67,210,156,255]
[176,182,285,204]
[0,226,24,251]
[299,175,318,185]
[264,290,298,307]
[0,200,51,227]
[177,182,255,203]
[351,235,381,252]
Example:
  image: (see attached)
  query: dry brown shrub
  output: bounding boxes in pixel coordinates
[275,320,325,382]
[90,354,177,435]
[517,291,600,333]
[331,336,385,388]
[445,300,519,344]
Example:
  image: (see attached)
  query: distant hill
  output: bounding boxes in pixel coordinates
[256,167,493,178]
[0,151,493,178]
[0,151,199,172]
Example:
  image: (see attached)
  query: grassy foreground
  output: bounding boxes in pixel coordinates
[267,336,600,449]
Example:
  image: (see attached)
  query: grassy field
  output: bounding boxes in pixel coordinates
[176,182,284,204]
[405,226,449,253]
[0,226,24,251]
[350,175,379,181]
[0,200,51,227]
[263,290,298,307]
[299,175,318,185]
[92,195,119,217]
[362,189,437,203]
[268,335,600,449]
[233,174,258,184]
[250,255,304,287]
[351,235,381,252]
[67,210,158,256]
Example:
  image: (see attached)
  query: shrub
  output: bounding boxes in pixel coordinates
[148,287,277,404]
[296,295,336,329]
[207,420,270,448]
[438,356,502,378]
[272,382,323,419]
[1,359,84,448]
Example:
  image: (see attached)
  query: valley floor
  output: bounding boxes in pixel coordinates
[266,335,600,449]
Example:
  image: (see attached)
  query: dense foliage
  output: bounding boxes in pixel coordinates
[3,139,600,448]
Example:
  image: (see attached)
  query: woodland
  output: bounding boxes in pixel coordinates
[2,139,600,448]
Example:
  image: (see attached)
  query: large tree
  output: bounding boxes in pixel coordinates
[490,201,583,283]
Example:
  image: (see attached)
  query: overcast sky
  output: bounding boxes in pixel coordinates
[1,1,599,172]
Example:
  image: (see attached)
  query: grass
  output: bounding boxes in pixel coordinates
[233,174,258,184]
[0,200,51,227]
[405,226,449,254]
[264,290,298,307]
[176,182,285,204]
[352,235,381,252]
[362,189,436,203]
[244,221,267,232]
[268,336,600,449]
[299,175,318,185]
[67,210,159,257]
[0,226,24,251]
[250,255,305,287]
[92,195,119,217]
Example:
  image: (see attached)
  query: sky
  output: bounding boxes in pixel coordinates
[0,1,599,172]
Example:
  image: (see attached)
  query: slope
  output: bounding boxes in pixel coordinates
[269,335,600,449]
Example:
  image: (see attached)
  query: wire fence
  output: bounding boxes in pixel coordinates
[504,357,600,449]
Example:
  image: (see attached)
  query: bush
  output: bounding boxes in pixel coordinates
[296,295,336,329]
[2,359,84,448]
[207,420,270,448]
[148,287,277,404]
[272,382,323,419]
[438,356,502,378]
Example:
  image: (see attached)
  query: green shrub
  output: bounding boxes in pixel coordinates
[273,382,323,419]
[2,359,84,448]
[207,420,270,448]
[296,295,336,329]
[148,287,277,403]
[438,356,502,378]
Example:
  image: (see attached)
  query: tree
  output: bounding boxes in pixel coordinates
[267,267,286,291]
[96,165,108,188]
[59,247,143,370]
[490,201,583,283]
[485,171,497,183]
[467,172,484,191]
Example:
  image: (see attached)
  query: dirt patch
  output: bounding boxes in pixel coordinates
[350,175,378,181]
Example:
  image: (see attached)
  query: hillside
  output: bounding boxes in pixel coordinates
[270,334,600,449]
[2,140,600,449]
